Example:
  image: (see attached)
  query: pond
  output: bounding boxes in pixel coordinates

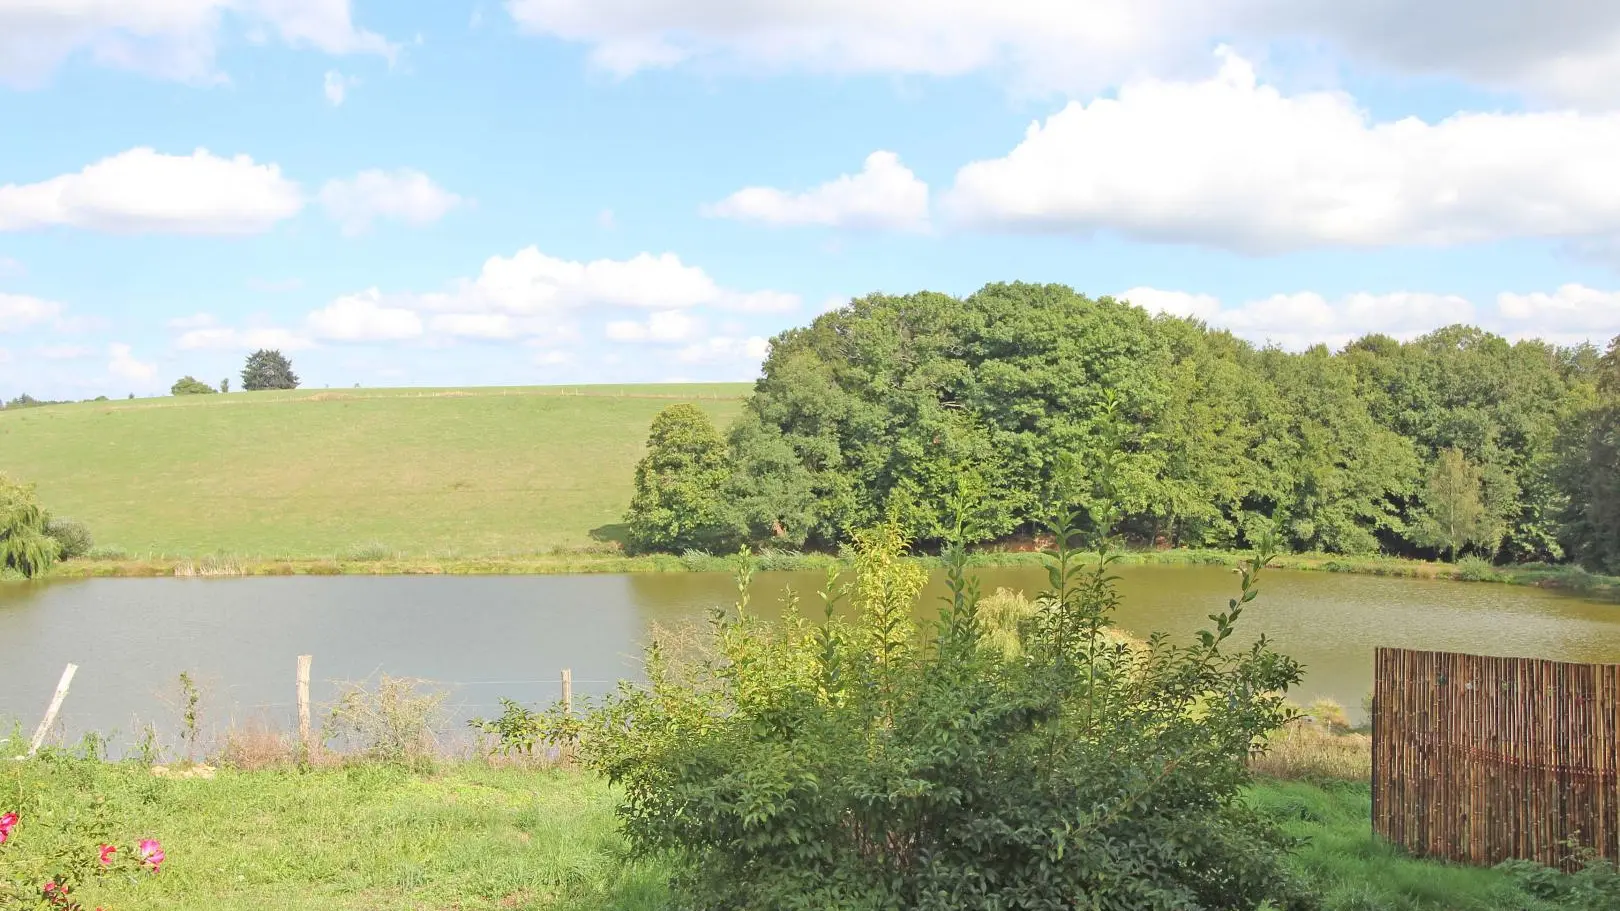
[2,565,1617,748]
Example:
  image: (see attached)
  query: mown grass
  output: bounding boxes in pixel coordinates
[0,384,747,559]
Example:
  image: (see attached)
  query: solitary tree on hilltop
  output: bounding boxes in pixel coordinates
[220,378,230,393]
[242,349,299,391]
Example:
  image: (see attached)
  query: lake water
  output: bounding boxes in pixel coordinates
[2,566,1617,748]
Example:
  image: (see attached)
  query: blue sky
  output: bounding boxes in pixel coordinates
[4,1,1620,398]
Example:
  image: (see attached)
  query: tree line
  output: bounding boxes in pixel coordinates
[627,282,1620,572]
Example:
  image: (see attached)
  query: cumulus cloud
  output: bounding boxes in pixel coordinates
[0,147,304,234]
[0,0,395,87]
[945,50,1620,253]
[504,0,1620,107]
[318,169,463,235]
[675,335,771,367]
[705,151,930,231]
[306,288,423,341]
[1497,284,1620,344]
[1119,284,1620,350]
[0,292,63,331]
[419,247,773,315]
[1122,286,1475,349]
[107,343,156,382]
[605,309,702,343]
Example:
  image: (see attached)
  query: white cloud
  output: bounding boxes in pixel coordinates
[0,292,62,331]
[605,309,702,343]
[107,343,156,382]
[716,290,800,314]
[0,0,395,87]
[705,151,930,231]
[420,247,762,315]
[675,335,771,366]
[504,0,1620,107]
[1120,287,1221,321]
[597,208,616,229]
[427,313,521,340]
[532,348,574,366]
[946,50,1620,253]
[306,288,423,341]
[318,169,463,235]
[323,69,358,105]
[175,325,313,351]
[1497,284,1620,344]
[1120,286,1491,350]
[0,147,304,234]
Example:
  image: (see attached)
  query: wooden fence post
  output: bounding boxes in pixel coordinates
[561,668,573,716]
[296,655,312,758]
[28,664,78,757]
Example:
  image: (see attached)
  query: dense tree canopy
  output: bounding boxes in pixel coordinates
[0,474,59,578]
[241,349,300,391]
[627,282,1617,567]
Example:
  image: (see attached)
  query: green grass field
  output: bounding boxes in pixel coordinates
[0,385,748,559]
[0,752,1599,911]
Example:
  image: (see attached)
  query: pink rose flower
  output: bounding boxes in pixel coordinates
[0,811,17,844]
[99,843,117,865]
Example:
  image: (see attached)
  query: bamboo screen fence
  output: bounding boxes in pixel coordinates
[1372,647,1620,869]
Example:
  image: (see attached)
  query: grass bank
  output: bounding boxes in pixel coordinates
[38,544,1620,601]
[0,750,1605,911]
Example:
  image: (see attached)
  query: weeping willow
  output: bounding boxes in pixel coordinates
[0,474,59,578]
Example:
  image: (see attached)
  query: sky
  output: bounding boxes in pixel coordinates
[4,1,1620,399]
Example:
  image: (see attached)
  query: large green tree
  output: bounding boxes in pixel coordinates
[1556,338,1620,573]
[624,403,734,553]
[1412,448,1501,561]
[171,375,217,396]
[241,349,300,391]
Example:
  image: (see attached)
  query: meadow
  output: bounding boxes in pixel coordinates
[0,385,748,559]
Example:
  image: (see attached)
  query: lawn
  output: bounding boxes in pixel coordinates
[0,385,748,559]
[0,753,1597,911]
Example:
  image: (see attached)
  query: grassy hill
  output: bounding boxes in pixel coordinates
[0,384,749,559]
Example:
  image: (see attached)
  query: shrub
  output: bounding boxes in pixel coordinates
[541,516,1311,910]
[1456,555,1497,582]
[169,375,216,396]
[43,519,92,560]
[324,675,446,770]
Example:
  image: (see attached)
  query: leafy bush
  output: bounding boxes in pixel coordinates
[169,376,216,396]
[323,675,446,770]
[1,474,59,578]
[539,516,1311,910]
[43,519,92,561]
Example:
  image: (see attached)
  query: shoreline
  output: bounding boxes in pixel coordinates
[27,547,1620,598]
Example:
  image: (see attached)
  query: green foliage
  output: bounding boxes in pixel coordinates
[42,518,92,561]
[220,377,230,393]
[682,283,1599,564]
[0,474,59,578]
[170,375,217,396]
[1412,448,1502,561]
[1556,338,1620,574]
[543,514,1310,910]
[624,403,735,553]
[240,349,300,391]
